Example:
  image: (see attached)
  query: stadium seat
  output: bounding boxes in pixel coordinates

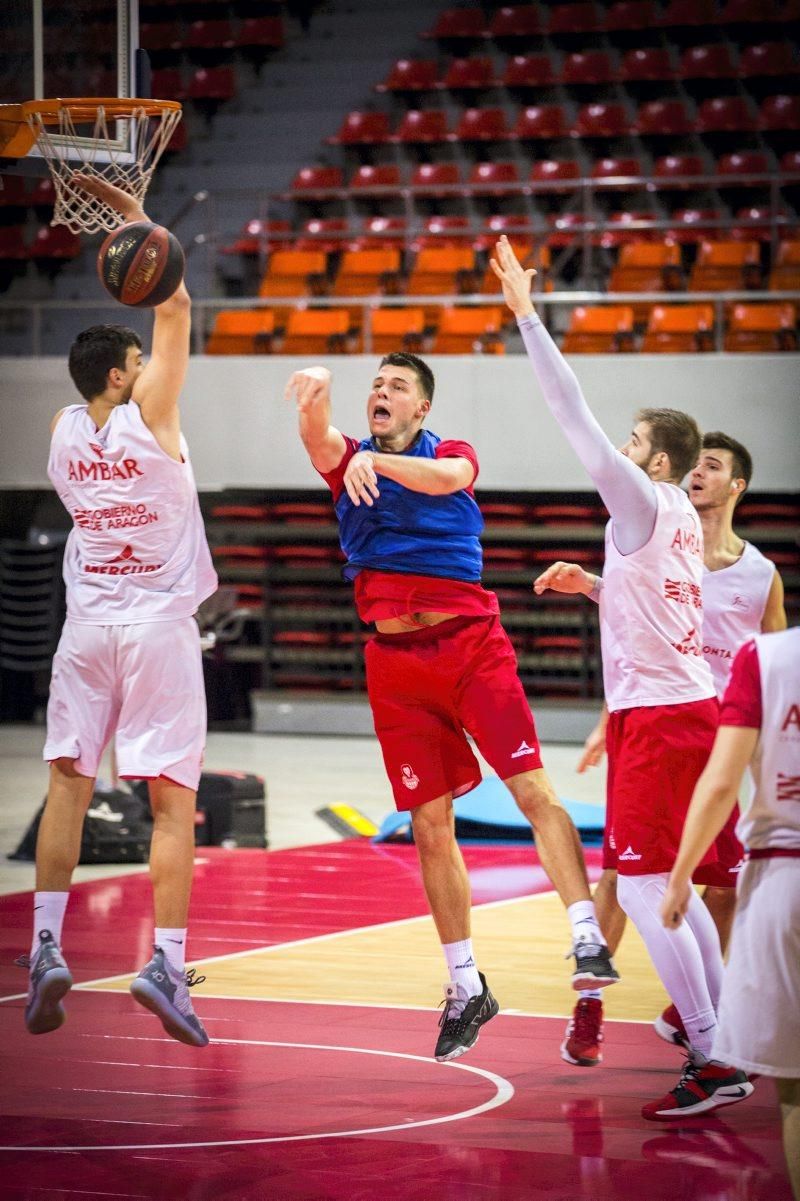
[290,166,344,195]
[410,162,462,195]
[591,157,643,187]
[0,226,28,263]
[186,18,235,52]
[609,240,683,293]
[530,159,582,188]
[769,241,800,290]
[332,248,402,296]
[295,219,350,254]
[547,2,603,34]
[562,305,635,352]
[732,205,788,242]
[724,302,797,351]
[367,307,427,353]
[641,304,716,351]
[720,0,783,20]
[470,161,521,193]
[605,0,658,29]
[452,107,509,143]
[573,102,631,138]
[414,217,474,248]
[375,59,438,93]
[236,16,284,51]
[423,8,488,40]
[394,109,450,143]
[443,57,496,91]
[258,250,328,299]
[490,5,546,37]
[653,154,706,185]
[328,110,391,145]
[205,309,276,354]
[503,53,556,88]
[738,42,799,78]
[477,242,550,292]
[186,67,236,104]
[350,164,402,192]
[680,44,738,79]
[140,21,182,54]
[360,216,408,249]
[221,219,292,256]
[0,177,26,207]
[28,225,80,261]
[406,246,476,294]
[688,240,761,290]
[716,151,771,184]
[514,104,570,139]
[473,214,536,249]
[669,208,725,242]
[598,212,658,247]
[547,212,590,247]
[697,96,758,133]
[659,0,718,24]
[620,47,675,83]
[150,68,186,101]
[561,50,617,86]
[429,306,505,353]
[758,94,800,130]
[281,309,352,354]
[636,98,693,135]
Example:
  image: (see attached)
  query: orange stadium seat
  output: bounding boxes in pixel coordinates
[366,307,427,353]
[724,302,797,351]
[562,305,635,353]
[281,309,352,354]
[641,304,716,352]
[259,250,328,298]
[429,306,505,353]
[688,240,761,290]
[406,246,476,294]
[205,309,275,354]
[609,241,683,292]
[769,241,800,290]
[332,248,402,296]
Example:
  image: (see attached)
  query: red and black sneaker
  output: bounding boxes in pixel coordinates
[561,997,604,1067]
[642,1058,754,1121]
[654,1003,691,1052]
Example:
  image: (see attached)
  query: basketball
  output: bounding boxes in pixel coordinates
[97,221,185,307]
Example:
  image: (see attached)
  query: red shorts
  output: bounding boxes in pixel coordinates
[364,615,542,811]
[603,697,719,876]
[693,803,744,887]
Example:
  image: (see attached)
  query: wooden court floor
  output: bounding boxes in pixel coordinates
[0,842,792,1201]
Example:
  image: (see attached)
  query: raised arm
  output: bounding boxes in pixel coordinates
[490,236,657,555]
[73,173,189,461]
[286,366,346,473]
[342,450,474,508]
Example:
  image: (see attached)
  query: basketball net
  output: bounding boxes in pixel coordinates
[27,100,182,235]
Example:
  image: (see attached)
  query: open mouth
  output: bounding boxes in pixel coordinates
[372,405,391,422]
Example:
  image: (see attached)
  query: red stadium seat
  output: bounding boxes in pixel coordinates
[620,47,675,83]
[502,53,556,88]
[328,110,391,145]
[29,225,80,261]
[514,105,570,139]
[186,19,235,51]
[659,0,718,24]
[423,8,488,39]
[669,208,725,242]
[0,177,26,207]
[0,226,28,260]
[410,162,462,195]
[376,59,438,93]
[150,67,186,101]
[547,212,590,247]
[360,216,408,249]
[716,151,771,183]
[394,109,450,143]
[732,206,787,242]
[547,2,603,33]
[573,102,631,138]
[489,6,546,37]
[187,67,236,103]
[598,212,657,247]
[350,164,402,192]
[759,94,800,130]
[680,44,738,79]
[561,50,616,85]
[653,154,706,185]
[290,166,344,194]
[443,57,496,91]
[738,42,799,78]
[697,96,757,133]
[531,159,582,188]
[605,0,659,28]
[719,0,782,20]
[140,21,182,53]
[236,17,284,50]
[415,216,474,247]
[636,99,694,135]
[782,150,800,173]
[453,107,510,142]
[470,161,521,191]
[591,157,643,187]
[473,213,535,249]
[221,219,292,256]
[295,218,349,254]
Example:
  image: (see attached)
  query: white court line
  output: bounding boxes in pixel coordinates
[0,1038,515,1154]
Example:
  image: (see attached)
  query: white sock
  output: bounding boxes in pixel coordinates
[567,900,604,946]
[443,939,482,1002]
[32,891,69,959]
[617,873,721,1059]
[155,928,187,974]
[578,989,603,1002]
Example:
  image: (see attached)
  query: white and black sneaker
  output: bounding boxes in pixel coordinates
[434,972,499,1062]
[130,946,209,1047]
[24,929,73,1035]
[567,936,620,991]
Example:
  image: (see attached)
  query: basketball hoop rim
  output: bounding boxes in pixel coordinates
[23,98,182,125]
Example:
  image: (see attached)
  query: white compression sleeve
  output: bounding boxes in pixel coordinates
[517,314,657,556]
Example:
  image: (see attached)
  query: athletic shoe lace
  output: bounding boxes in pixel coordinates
[438,995,469,1036]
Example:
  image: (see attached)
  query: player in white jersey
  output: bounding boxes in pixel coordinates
[565,431,787,1067]
[25,175,217,1049]
[491,235,752,1120]
[661,627,800,1182]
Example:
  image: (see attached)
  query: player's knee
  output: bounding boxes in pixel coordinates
[410,810,453,857]
[50,756,83,780]
[510,778,561,827]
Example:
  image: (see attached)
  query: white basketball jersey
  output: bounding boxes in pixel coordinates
[702,542,775,698]
[49,403,217,623]
[600,481,715,712]
[738,627,800,850]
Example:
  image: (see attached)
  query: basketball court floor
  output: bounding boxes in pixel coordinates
[0,725,792,1201]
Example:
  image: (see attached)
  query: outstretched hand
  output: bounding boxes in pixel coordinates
[489,234,536,319]
[70,172,147,224]
[533,561,596,597]
[285,366,332,413]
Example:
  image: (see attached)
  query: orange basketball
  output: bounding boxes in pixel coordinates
[97,221,185,307]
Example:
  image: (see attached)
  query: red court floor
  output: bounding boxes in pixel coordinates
[0,844,792,1201]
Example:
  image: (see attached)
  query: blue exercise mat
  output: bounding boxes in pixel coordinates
[374,775,606,844]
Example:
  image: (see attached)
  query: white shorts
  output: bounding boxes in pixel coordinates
[44,617,206,791]
[711,856,800,1078]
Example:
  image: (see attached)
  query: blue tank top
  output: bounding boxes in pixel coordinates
[335,430,484,583]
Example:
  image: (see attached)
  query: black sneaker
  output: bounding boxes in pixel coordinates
[568,936,620,991]
[434,972,499,1062]
[130,946,209,1047]
[25,929,73,1035]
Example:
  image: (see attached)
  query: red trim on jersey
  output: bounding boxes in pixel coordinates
[318,435,479,504]
[746,847,800,859]
[719,639,762,728]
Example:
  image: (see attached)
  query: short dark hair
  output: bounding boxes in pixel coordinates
[379,351,435,404]
[636,407,702,482]
[68,324,142,400]
[702,431,753,495]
